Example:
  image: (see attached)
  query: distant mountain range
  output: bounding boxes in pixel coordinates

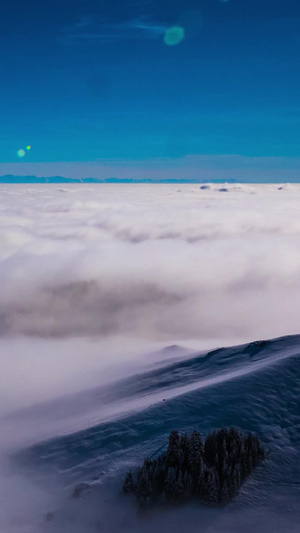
[0,175,237,184]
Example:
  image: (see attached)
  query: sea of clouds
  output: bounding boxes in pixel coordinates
[1,182,300,413]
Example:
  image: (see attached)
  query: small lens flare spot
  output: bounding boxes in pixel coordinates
[26,145,31,150]
[17,149,26,157]
[164,26,185,46]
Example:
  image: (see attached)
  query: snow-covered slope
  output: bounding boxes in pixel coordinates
[5,334,300,533]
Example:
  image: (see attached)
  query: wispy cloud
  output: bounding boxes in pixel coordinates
[60,14,167,45]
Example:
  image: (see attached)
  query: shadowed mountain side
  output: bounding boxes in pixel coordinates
[17,334,300,493]
[7,335,298,442]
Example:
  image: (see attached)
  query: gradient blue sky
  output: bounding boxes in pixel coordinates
[1,0,300,180]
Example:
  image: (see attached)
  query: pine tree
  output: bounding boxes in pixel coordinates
[204,430,217,465]
[221,448,229,479]
[195,455,205,497]
[188,431,203,476]
[239,442,248,480]
[232,464,241,496]
[202,469,211,503]
[220,478,230,505]
[180,433,189,469]
[123,471,135,494]
[180,433,188,454]
[135,468,153,505]
[164,467,178,503]
[204,469,219,505]
[153,461,165,494]
[241,444,250,479]
[183,471,193,501]
[176,472,186,503]
[166,430,182,467]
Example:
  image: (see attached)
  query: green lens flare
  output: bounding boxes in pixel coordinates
[164,26,185,46]
[17,149,26,157]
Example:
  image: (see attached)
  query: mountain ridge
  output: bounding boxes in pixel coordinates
[0,175,236,184]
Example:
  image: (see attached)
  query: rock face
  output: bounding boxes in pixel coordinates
[123,427,265,507]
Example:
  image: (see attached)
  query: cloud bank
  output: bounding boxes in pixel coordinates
[1,183,300,343]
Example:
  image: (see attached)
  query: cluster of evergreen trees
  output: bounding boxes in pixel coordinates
[123,426,265,507]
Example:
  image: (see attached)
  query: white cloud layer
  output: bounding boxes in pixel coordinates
[1,182,300,344]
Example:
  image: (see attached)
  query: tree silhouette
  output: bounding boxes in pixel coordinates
[166,430,182,467]
[123,471,135,494]
[123,426,265,508]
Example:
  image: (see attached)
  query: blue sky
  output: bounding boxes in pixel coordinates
[1,0,300,180]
